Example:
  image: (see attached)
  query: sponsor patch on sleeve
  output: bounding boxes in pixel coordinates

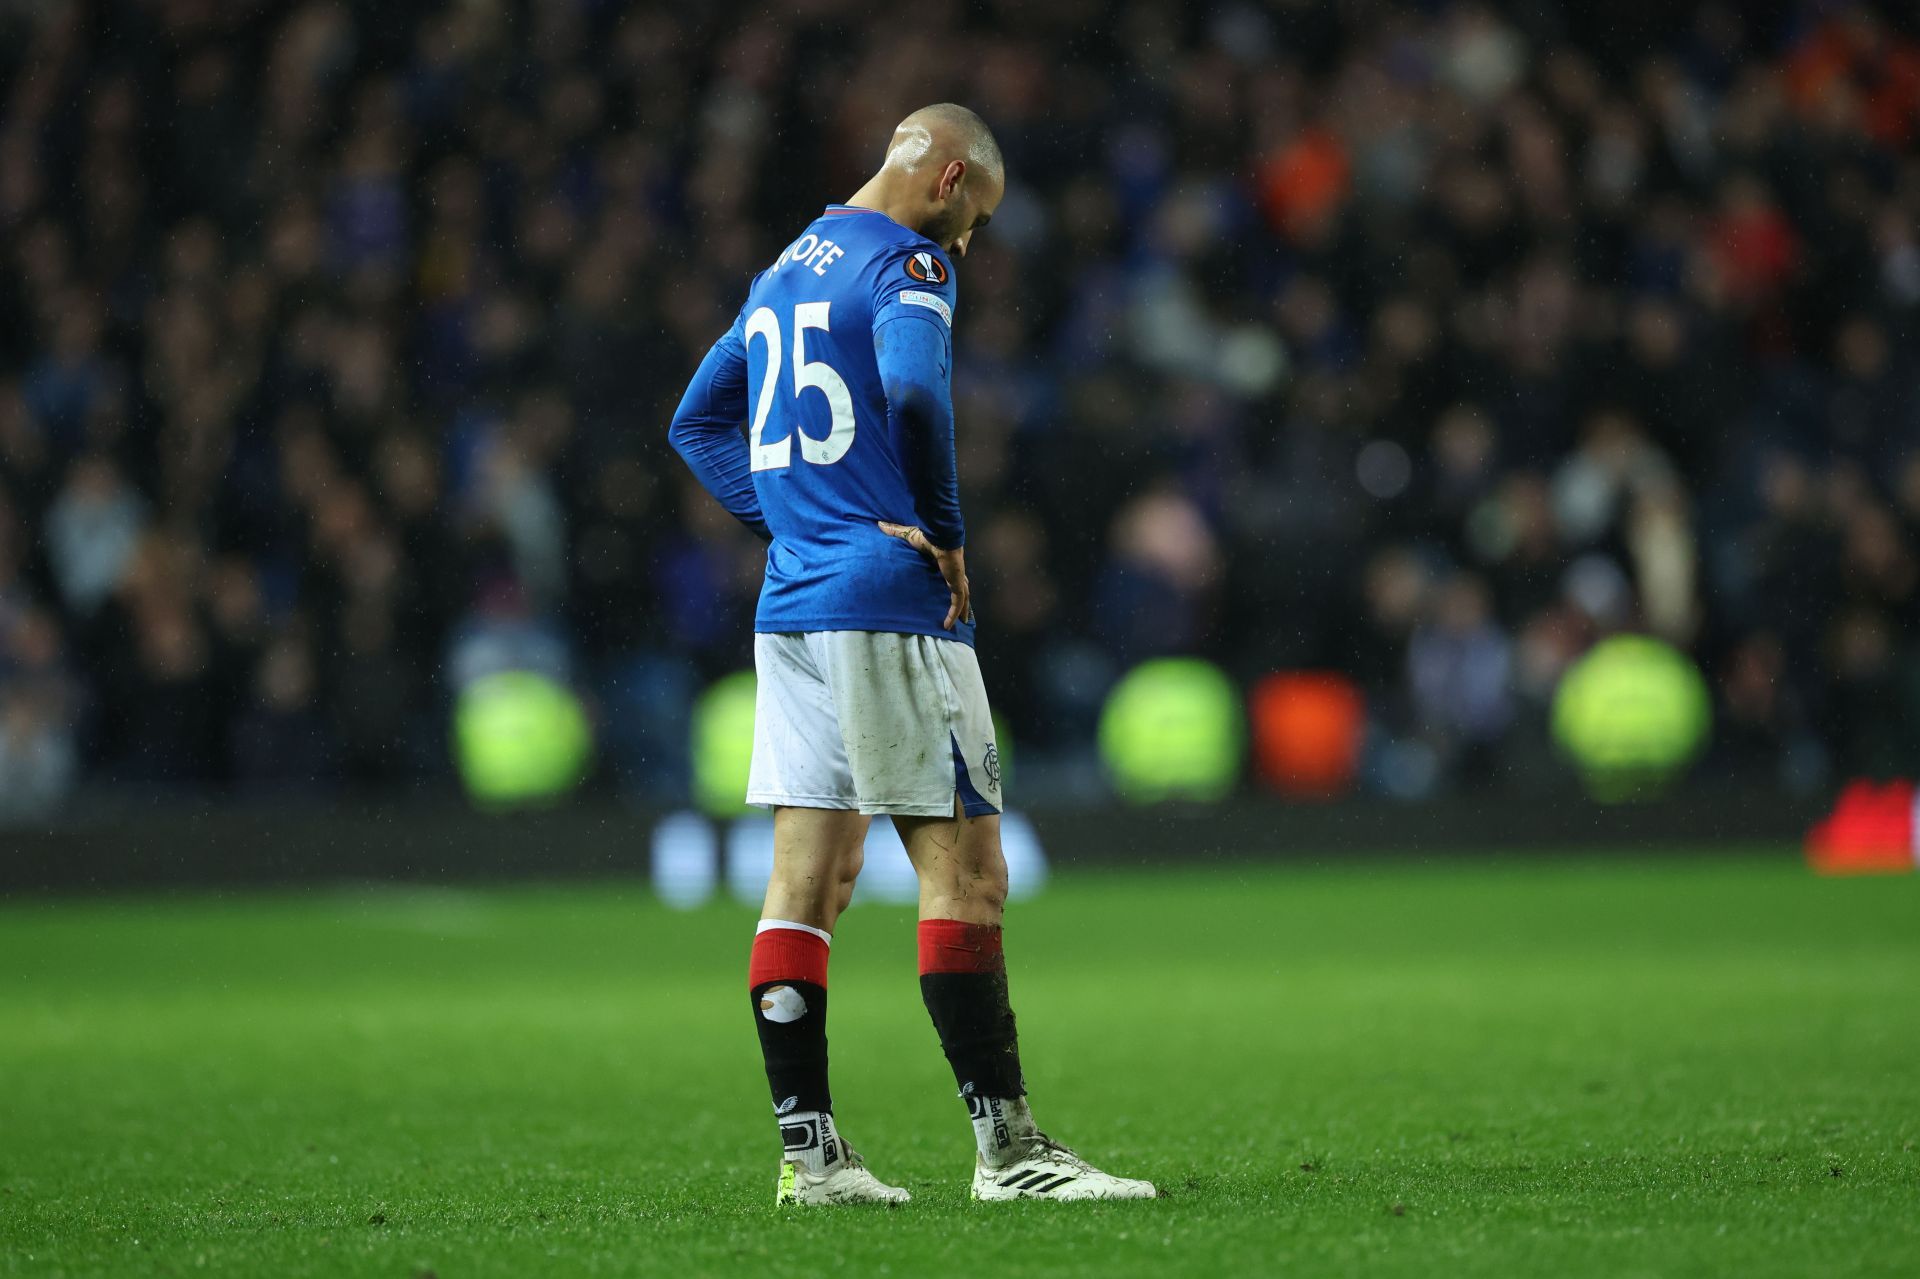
[899,289,952,326]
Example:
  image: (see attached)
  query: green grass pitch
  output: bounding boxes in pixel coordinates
[2,853,1916,1278]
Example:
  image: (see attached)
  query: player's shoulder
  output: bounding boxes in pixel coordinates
[826,207,954,286]
[752,208,954,327]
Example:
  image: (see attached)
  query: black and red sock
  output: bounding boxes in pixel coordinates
[749,921,833,1117]
[918,919,1025,1101]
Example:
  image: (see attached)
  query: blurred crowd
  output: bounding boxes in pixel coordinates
[1,0,1917,814]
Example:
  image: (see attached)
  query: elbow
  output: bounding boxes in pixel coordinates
[666,413,697,463]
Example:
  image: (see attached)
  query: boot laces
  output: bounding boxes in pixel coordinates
[1028,1132,1096,1173]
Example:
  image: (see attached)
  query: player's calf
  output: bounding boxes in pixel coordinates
[752,919,910,1206]
[751,809,908,1204]
[915,918,1153,1199]
[917,917,1025,1135]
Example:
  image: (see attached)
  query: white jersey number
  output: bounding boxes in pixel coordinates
[746,302,855,472]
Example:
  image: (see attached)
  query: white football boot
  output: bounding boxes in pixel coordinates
[971,1132,1158,1201]
[776,1136,911,1206]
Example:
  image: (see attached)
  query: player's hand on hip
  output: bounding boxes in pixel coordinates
[878,521,973,630]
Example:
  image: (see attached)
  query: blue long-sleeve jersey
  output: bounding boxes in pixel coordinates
[669,205,971,645]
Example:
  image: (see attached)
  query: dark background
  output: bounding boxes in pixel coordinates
[1,0,1917,829]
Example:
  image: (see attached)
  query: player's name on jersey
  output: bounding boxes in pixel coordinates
[769,233,847,277]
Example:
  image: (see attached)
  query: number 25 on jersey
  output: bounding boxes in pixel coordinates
[746,302,854,472]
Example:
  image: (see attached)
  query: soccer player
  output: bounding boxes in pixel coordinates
[669,104,1156,1206]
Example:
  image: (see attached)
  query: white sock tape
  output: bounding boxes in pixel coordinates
[757,918,833,945]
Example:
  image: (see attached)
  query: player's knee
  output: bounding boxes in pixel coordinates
[835,844,864,906]
[975,860,1008,911]
[768,863,826,913]
[946,843,1007,911]
[971,829,1009,894]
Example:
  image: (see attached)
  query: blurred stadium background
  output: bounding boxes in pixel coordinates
[0,0,1917,875]
[5,5,1920,1276]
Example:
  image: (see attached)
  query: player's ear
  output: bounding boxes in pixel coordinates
[938,159,966,201]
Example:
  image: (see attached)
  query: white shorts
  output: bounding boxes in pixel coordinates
[746,631,1003,818]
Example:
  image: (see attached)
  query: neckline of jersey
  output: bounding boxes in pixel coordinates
[822,204,943,254]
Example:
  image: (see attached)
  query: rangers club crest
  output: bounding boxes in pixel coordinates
[982,742,1001,789]
[905,251,948,285]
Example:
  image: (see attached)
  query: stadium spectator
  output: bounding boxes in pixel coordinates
[0,0,1916,814]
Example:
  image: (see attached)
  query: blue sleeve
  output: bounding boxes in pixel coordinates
[667,319,770,541]
[875,313,964,549]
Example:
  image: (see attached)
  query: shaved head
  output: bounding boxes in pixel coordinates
[846,103,1005,260]
[883,103,1004,184]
